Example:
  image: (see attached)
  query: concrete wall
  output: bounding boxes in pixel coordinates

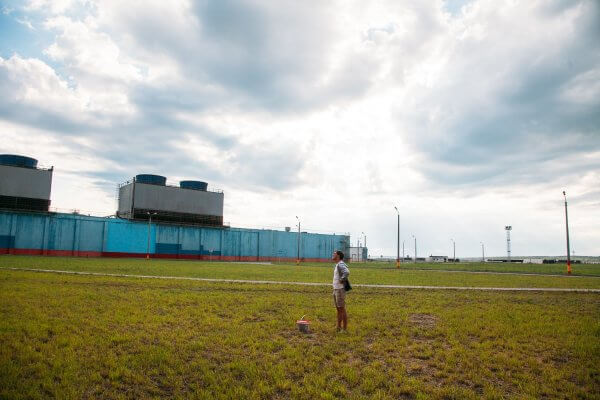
[118,182,224,217]
[0,165,52,200]
[0,210,349,262]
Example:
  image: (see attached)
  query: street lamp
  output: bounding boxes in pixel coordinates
[451,238,455,262]
[296,216,301,265]
[563,191,572,275]
[480,242,485,262]
[412,234,417,263]
[362,231,367,261]
[394,206,400,268]
[146,211,157,259]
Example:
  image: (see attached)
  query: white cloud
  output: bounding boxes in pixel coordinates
[15,17,35,30]
[25,0,83,15]
[0,55,83,113]
[0,54,134,128]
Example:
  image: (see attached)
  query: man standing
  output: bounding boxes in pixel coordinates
[332,250,349,332]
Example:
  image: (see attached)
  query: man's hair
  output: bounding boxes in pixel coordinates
[335,250,344,260]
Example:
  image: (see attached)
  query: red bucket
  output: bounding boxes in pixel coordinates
[296,315,310,333]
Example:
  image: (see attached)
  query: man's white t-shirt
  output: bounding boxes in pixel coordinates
[333,261,347,290]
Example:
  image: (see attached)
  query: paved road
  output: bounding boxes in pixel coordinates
[2,267,599,293]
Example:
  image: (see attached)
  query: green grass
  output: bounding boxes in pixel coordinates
[1,255,600,289]
[358,260,600,276]
[1,269,599,399]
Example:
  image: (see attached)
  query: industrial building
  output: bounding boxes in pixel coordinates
[0,155,349,261]
[428,255,448,262]
[0,155,53,212]
[117,174,224,226]
[348,246,368,262]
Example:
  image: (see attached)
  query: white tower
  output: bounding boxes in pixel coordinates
[505,226,512,262]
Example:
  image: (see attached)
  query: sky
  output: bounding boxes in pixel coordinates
[0,0,599,258]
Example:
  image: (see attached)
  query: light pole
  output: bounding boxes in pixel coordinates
[480,242,485,262]
[146,211,157,259]
[505,226,512,262]
[412,234,417,263]
[361,231,367,261]
[296,216,301,265]
[563,191,572,275]
[451,238,455,262]
[394,206,400,268]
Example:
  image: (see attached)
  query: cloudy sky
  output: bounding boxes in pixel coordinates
[1,0,599,257]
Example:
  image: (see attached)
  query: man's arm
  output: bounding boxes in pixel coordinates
[337,262,349,281]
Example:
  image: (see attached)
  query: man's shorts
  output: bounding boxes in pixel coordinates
[333,288,346,308]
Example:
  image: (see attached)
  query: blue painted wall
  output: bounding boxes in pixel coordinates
[0,210,349,261]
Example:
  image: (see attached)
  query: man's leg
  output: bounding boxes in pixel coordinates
[341,307,347,330]
[336,307,343,330]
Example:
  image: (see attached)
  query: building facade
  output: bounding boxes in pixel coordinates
[348,246,368,262]
[0,210,349,262]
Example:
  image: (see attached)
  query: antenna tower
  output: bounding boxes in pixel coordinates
[505,226,512,262]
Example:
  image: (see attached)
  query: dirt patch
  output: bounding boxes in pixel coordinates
[408,313,438,328]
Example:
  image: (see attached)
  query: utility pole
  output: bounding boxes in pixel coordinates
[296,216,301,266]
[505,226,512,262]
[394,206,400,268]
[412,235,417,263]
[402,240,404,260]
[362,231,367,261]
[563,191,572,275]
[146,211,157,260]
[451,238,455,262]
[480,242,485,262]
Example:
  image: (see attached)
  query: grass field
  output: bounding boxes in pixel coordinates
[366,260,600,277]
[1,256,599,289]
[1,256,599,399]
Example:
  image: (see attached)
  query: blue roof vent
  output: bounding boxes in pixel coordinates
[180,180,208,191]
[0,154,38,168]
[135,174,166,185]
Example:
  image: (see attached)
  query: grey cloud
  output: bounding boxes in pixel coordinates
[0,101,86,134]
[23,1,372,190]
[539,0,589,17]
[105,1,376,111]
[571,189,600,207]
[1,64,300,191]
[402,1,600,187]
[227,142,305,190]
